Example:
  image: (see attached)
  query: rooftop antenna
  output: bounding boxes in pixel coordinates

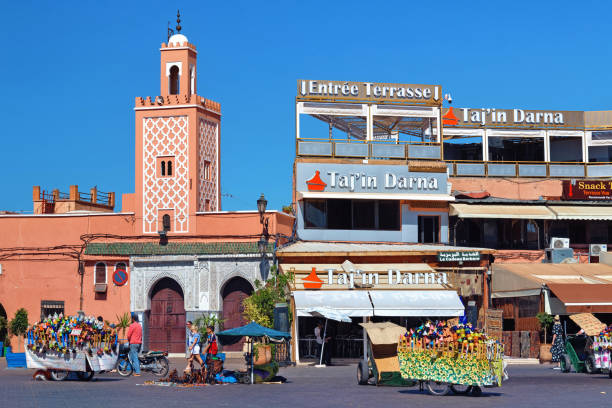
[167,22,174,42]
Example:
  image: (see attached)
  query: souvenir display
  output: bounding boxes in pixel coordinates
[398,320,504,387]
[593,325,612,370]
[24,313,120,378]
[26,313,118,356]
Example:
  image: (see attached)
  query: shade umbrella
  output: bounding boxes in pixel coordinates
[217,321,291,384]
[303,307,352,367]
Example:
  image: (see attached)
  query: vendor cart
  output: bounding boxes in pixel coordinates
[396,326,506,396]
[560,313,611,377]
[26,343,119,381]
[356,322,416,387]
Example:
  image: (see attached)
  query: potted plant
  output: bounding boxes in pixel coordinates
[3,334,10,357]
[9,308,28,354]
[116,312,131,343]
[537,312,554,362]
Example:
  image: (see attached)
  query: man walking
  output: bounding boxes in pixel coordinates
[126,313,142,377]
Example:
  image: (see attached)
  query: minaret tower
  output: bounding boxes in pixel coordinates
[134,12,221,234]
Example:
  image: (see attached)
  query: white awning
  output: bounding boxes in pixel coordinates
[297,191,455,201]
[548,205,612,220]
[450,204,556,219]
[369,290,464,317]
[293,290,373,317]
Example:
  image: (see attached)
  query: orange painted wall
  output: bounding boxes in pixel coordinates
[450,178,563,200]
[0,211,294,350]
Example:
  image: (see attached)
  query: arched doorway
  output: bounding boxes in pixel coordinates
[222,277,254,352]
[148,278,185,353]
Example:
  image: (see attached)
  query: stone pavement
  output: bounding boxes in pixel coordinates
[1,357,611,408]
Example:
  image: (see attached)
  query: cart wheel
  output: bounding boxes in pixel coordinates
[584,357,598,374]
[426,381,450,396]
[450,384,473,394]
[49,370,69,381]
[77,371,95,381]
[471,386,482,397]
[357,361,369,385]
[560,354,572,373]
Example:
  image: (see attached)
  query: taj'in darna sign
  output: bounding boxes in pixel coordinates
[325,269,448,289]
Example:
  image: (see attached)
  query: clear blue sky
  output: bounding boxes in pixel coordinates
[1,1,610,213]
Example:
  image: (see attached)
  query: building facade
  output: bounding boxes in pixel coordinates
[0,31,294,354]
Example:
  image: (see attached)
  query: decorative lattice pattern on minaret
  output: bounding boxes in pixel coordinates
[198,118,218,212]
[142,116,189,233]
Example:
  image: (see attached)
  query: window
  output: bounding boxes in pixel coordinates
[352,201,375,229]
[304,199,326,228]
[169,65,180,95]
[549,136,582,162]
[204,161,211,180]
[115,262,127,273]
[378,201,400,230]
[443,135,483,161]
[41,300,64,320]
[488,137,544,161]
[303,199,400,230]
[157,157,175,178]
[588,146,612,162]
[327,199,352,229]
[162,214,171,231]
[94,262,107,284]
[418,216,439,243]
[518,295,540,318]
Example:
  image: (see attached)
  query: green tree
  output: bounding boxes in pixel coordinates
[537,312,554,343]
[9,308,28,351]
[242,266,293,328]
[194,314,225,339]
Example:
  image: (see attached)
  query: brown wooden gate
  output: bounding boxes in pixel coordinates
[148,278,186,353]
[222,277,253,352]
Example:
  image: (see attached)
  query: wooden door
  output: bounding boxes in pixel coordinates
[222,278,253,352]
[148,278,186,353]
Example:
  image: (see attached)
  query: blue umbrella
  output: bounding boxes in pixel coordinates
[217,321,291,384]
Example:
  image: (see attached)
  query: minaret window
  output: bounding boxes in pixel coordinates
[169,65,180,95]
[157,156,175,178]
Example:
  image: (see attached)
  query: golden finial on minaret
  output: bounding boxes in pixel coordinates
[176,10,182,33]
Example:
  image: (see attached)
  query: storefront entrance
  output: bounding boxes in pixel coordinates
[221,277,253,352]
[148,278,186,353]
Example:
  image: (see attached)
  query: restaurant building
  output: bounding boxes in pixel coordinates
[0,29,293,354]
[282,81,496,362]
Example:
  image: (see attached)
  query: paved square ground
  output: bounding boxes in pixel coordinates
[1,358,610,408]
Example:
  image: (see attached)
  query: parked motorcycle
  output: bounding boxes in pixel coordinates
[116,344,170,377]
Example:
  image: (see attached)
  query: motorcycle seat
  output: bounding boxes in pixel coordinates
[142,350,165,357]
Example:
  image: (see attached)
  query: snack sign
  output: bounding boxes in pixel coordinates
[563,180,612,201]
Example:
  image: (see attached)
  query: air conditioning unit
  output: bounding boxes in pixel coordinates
[590,244,607,257]
[550,237,570,249]
[544,248,574,264]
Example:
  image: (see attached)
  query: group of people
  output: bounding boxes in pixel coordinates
[185,320,218,373]
[123,313,219,376]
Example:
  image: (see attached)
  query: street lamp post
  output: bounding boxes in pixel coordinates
[257,193,270,280]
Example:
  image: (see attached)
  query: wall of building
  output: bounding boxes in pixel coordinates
[450,178,562,200]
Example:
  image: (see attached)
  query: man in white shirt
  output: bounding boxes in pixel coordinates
[314,322,332,365]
